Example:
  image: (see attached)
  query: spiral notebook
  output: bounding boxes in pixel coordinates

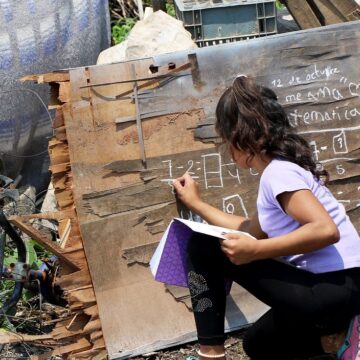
[150,218,253,287]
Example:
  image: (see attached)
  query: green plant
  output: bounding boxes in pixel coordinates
[111,17,137,45]
[166,2,176,17]
[2,239,45,270]
[0,238,53,323]
[0,316,16,332]
[276,0,285,10]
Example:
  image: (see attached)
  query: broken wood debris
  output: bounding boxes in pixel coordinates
[20,71,70,84]
[9,215,80,271]
[5,73,107,358]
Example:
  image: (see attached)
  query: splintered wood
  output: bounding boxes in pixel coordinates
[14,70,107,359]
[43,99,106,359]
[21,20,360,360]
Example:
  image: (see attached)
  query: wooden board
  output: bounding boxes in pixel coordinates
[282,0,360,29]
[62,22,360,358]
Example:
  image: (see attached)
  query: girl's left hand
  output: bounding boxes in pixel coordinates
[220,233,259,265]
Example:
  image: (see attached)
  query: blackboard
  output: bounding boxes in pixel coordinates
[64,21,360,358]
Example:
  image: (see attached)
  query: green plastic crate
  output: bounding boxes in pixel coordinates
[174,0,278,47]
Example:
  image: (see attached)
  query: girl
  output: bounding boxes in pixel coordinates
[173,76,360,360]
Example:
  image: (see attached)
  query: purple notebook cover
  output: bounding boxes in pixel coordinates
[155,220,193,287]
[154,219,233,293]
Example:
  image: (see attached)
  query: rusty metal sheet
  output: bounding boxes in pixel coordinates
[64,21,360,359]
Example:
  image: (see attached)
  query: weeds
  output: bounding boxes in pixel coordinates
[110,0,176,44]
[112,17,137,44]
[276,0,285,10]
[166,2,175,17]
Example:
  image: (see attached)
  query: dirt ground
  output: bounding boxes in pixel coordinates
[132,328,338,360]
[0,298,338,360]
[0,328,339,359]
[133,329,250,360]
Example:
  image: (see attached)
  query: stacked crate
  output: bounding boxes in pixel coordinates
[174,0,277,47]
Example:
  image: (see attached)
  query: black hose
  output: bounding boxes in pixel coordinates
[0,232,5,275]
[0,211,26,317]
[0,282,23,316]
[0,211,26,262]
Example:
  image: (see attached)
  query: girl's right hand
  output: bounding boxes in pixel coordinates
[172,172,203,211]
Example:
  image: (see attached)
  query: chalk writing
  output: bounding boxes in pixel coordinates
[349,82,360,96]
[340,77,347,84]
[271,79,283,88]
[336,164,346,176]
[160,152,262,191]
[272,60,359,209]
[333,131,348,154]
[285,92,302,103]
[320,157,357,164]
[289,107,360,127]
[186,160,195,175]
[305,64,340,81]
[285,86,344,105]
[201,153,223,189]
[162,160,173,177]
[307,86,343,102]
[309,141,320,162]
[298,124,360,135]
[272,64,341,90]
[222,195,248,218]
[222,162,241,184]
[250,168,259,176]
[158,59,359,217]
[288,75,302,86]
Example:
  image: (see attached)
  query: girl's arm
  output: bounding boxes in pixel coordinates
[221,189,340,265]
[172,173,267,239]
[255,189,339,258]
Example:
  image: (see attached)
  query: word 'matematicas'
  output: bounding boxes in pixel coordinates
[289,106,360,127]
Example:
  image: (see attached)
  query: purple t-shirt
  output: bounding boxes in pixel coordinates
[257,158,360,273]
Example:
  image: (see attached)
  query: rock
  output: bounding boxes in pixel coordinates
[97,10,197,65]
[96,40,128,65]
[125,10,197,60]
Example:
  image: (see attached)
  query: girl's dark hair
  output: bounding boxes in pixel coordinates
[215,76,327,181]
